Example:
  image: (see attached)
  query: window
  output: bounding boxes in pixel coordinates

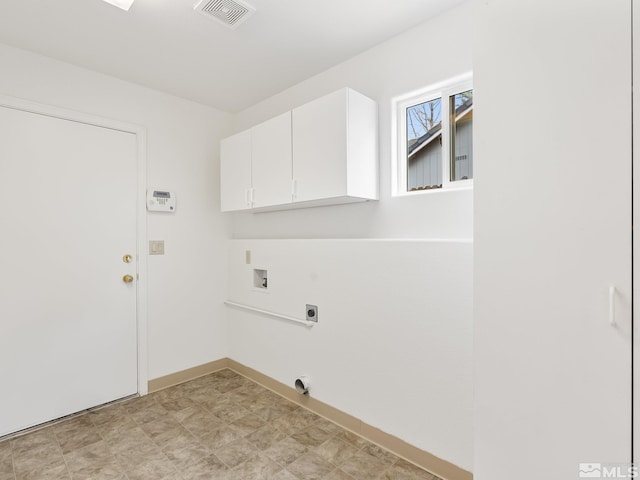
[393,75,473,195]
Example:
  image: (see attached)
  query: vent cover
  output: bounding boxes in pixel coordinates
[194,0,256,29]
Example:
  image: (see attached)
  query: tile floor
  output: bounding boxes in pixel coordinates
[0,369,440,480]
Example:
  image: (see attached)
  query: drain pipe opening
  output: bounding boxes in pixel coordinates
[295,376,310,395]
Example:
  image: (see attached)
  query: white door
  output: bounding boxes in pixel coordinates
[0,105,139,437]
[473,1,632,478]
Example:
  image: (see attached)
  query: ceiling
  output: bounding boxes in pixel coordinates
[0,0,465,112]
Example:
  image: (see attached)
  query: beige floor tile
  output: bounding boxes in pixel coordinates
[0,457,14,477]
[128,402,169,425]
[360,442,400,466]
[230,413,267,436]
[113,440,166,469]
[124,456,180,480]
[270,468,300,480]
[253,402,297,421]
[92,414,137,441]
[286,452,334,480]
[291,424,335,447]
[154,426,201,454]
[63,440,121,477]
[14,457,69,480]
[12,443,63,475]
[339,449,389,480]
[235,382,268,397]
[0,441,11,461]
[187,388,223,405]
[164,442,211,471]
[180,453,228,480]
[379,465,418,480]
[102,426,154,453]
[199,424,245,451]
[157,396,199,413]
[87,404,129,427]
[224,452,282,480]
[178,409,224,438]
[215,438,258,468]
[151,385,187,404]
[271,408,321,435]
[56,429,102,455]
[333,430,370,449]
[312,437,358,467]
[205,399,251,423]
[389,459,438,480]
[215,376,246,393]
[262,436,308,466]
[245,424,287,450]
[170,404,208,424]
[11,427,57,454]
[323,469,356,480]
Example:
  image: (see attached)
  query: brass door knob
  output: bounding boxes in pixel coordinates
[123,254,133,264]
[122,274,134,284]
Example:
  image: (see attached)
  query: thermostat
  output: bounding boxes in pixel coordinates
[147,190,176,212]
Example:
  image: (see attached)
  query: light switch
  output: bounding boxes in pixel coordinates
[149,240,164,255]
[245,250,251,264]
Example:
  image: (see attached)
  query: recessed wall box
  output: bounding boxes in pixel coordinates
[147,190,176,212]
[253,269,268,290]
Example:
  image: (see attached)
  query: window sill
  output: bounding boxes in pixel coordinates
[393,180,473,198]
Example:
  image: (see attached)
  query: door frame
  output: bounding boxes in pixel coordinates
[634,0,639,464]
[0,93,149,397]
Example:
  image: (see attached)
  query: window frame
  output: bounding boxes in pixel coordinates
[392,73,473,196]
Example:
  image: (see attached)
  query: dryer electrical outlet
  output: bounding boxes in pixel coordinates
[306,305,318,322]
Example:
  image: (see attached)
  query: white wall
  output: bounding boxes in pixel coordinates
[228,239,473,471]
[225,2,474,472]
[0,43,230,380]
[473,1,632,479]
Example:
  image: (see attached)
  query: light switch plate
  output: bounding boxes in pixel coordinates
[149,240,164,255]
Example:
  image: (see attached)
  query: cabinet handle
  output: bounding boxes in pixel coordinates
[292,179,297,200]
[245,189,251,207]
[251,188,255,205]
[609,285,616,326]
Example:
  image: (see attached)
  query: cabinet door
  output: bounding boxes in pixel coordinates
[293,89,347,202]
[252,112,292,208]
[474,1,631,479]
[220,129,251,212]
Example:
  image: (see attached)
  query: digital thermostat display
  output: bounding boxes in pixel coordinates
[147,189,176,212]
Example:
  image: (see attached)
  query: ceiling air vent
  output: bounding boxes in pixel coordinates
[194,0,256,29]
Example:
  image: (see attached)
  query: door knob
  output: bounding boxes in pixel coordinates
[122,254,133,264]
[122,274,134,284]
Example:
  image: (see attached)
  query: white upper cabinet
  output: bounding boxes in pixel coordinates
[220,87,378,213]
[292,88,378,205]
[251,112,292,209]
[220,129,251,212]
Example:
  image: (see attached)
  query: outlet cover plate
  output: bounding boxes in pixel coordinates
[306,304,318,322]
[149,240,164,255]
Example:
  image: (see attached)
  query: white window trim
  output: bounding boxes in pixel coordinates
[391,72,473,197]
